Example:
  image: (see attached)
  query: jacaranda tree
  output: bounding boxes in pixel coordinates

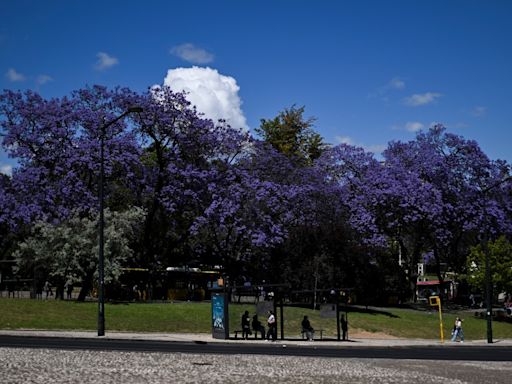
[1,85,511,304]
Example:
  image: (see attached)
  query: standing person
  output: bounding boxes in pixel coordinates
[252,314,265,339]
[43,280,52,299]
[7,280,15,298]
[451,317,464,342]
[266,310,277,341]
[35,282,43,300]
[132,284,139,301]
[65,279,73,300]
[301,315,315,341]
[241,310,251,339]
[341,314,348,341]
[469,293,476,308]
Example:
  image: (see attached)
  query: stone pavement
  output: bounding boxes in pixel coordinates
[2,330,512,383]
[1,329,511,347]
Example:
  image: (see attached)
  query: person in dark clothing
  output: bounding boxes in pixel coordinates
[241,310,252,339]
[252,314,265,339]
[301,315,315,341]
[341,314,348,341]
[7,281,15,298]
[65,279,73,300]
[35,283,43,300]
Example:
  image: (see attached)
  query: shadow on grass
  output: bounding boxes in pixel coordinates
[285,303,400,318]
[341,306,400,318]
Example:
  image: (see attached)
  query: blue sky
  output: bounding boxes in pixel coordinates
[1,0,511,174]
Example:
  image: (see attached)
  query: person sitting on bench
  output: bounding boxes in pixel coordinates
[252,314,265,339]
[241,310,252,339]
[301,315,315,341]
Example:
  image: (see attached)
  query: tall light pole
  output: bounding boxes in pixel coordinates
[98,106,142,337]
[481,175,511,344]
[482,233,492,343]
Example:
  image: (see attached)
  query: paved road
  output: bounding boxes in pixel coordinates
[1,346,511,384]
[2,333,512,383]
[1,335,512,361]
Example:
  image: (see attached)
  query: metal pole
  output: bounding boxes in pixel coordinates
[279,298,284,340]
[483,234,493,343]
[438,300,444,343]
[345,307,349,341]
[98,131,105,336]
[478,175,511,344]
[336,300,340,341]
[97,107,142,337]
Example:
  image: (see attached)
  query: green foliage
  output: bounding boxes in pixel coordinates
[256,105,326,164]
[467,236,512,295]
[13,207,146,286]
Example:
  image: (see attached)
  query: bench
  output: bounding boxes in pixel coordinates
[301,329,324,340]
[234,329,257,339]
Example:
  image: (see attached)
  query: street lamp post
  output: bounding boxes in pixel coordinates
[482,234,492,343]
[481,175,511,344]
[98,106,142,337]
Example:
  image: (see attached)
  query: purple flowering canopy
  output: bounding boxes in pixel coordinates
[383,126,511,271]
[0,87,141,228]
[0,86,300,274]
[315,125,511,291]
[189,143,315,267]
[1,86,511,300]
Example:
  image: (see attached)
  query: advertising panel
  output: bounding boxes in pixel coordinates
[212,292,229,339]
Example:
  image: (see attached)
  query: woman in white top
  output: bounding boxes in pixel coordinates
[451,317,464,342]
[266,310,277,341]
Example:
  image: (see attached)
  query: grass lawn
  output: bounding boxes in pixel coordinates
[1,298,511,340]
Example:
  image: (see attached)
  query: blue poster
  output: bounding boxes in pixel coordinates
[212,294,225,330]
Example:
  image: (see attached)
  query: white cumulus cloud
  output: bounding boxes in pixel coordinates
[95,52,119,71]
[6,68,26,82]
[405,121,424,132]
[0,164,12,176]
[171,43,214,64]
[404,92,442,106]
[163,66,247,129]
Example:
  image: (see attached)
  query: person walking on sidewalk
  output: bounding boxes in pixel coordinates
[266,310,277,341]
[451,317,464,342]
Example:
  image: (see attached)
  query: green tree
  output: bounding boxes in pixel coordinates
[256,105,326,164]
[467,236,512,296]
[13,207,145,301]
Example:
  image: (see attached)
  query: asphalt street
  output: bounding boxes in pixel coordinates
[1,331,512,383]
[1,334,512,361]
[1,346,512,384]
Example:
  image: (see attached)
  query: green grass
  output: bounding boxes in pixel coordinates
[0,299,212,333]
[279,306,512,340]
[1,298,511,340]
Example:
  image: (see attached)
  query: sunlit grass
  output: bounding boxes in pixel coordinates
[1,298,511,340]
